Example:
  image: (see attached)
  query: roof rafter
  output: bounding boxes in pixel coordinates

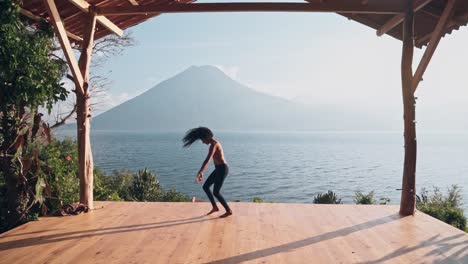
[376,0,434,36]
[19,8,83,42]
[415,9,468,47]
[68,0,124,37]
[95,1,406,16]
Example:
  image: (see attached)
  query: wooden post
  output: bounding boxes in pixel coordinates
[76,11,97,209]
[399,0,416,216]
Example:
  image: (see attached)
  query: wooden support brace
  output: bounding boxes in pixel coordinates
[376,0,434,36]
[68,0,124,37]
[412,0,457,93]
[43,0,84,93]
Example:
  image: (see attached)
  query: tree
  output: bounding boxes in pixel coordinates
[0,0,68,230]
[48,33,135,129]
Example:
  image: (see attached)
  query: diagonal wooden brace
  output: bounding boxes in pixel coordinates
[411,0,457,93]
[43,0,85,94]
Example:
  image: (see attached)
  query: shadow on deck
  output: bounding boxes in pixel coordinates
[1,202,467,263]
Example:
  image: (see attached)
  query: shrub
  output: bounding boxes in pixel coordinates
[38,138,79,209]
[353,191,375,204]
[416,185,466,231]
[1,0,68,230]
[95,168,189,202]
[253,197,264,203]
[160,188,190,202]
[313,191,342,204]
[128,168,162,201]
[94,168,122,201]
[379,197,391,205]
[353,191,391,205]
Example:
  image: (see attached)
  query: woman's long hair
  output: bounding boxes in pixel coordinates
[182,127,213,147]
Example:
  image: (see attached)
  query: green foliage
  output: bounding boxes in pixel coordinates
[378,197,391,205]
[94,169,133,201]
[129,168,162,201]
[313,191,342,204]
[38,138,79,209]
[416,185,466,231]
[0,0,68,112]
[95,168,189,202]
[0,0,68,230]
[353,191,391,205]
[94,168,120,201]
[253,197,264,203]
[159,188,190,202]
[353,191,376,204]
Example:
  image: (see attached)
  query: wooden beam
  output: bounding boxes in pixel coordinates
[412,0,457,93]
[128,0,139,5]
[66,31,84,42]
[415,11,468,47]
[43,0,84,92]
[376,0,434,36]
[68,0,124,37]
[20,8,83,42]
[399,0,416,217]
[96,1,406,16]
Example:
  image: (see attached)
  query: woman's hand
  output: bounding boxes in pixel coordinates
[196,172,204,183]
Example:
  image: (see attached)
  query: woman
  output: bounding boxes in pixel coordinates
[183,127,232,218]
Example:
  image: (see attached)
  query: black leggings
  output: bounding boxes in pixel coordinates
[203,164,231,212]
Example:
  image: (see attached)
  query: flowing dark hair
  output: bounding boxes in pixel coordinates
[182,127,214,147]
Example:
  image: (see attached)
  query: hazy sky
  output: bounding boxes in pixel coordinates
[92,9,468,131]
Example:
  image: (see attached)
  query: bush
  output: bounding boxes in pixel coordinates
[253,197,264,203]
[95,168,189,202]
[94,168,122,201]
[160,188,190,202]
[416,185,466,231]
[128,168,162,201]
[38,138,79,210]
[313,191,342,204]
[353,191,375,204]
[353,191,390,205]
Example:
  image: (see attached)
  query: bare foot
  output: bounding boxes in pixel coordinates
[219,211,233,218]
[207,207,219,215]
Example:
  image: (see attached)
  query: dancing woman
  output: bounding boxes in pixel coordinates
[183,127,232,218]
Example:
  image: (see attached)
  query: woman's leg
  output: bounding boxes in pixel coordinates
[203,170,218,213]
[213,166,231,216]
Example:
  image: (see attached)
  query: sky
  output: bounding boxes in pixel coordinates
[90,9,468,131]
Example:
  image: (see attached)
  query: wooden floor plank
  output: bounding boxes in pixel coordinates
[1,201,466,264]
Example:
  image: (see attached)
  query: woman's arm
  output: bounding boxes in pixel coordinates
[198,144,216,175]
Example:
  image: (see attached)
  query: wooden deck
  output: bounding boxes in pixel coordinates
[1,202,467,264]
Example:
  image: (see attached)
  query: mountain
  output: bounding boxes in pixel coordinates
[91,65,395,131]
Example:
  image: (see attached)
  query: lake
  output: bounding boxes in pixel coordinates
[57,130,468,211]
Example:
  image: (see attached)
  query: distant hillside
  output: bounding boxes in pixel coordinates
[90,65,396,131]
